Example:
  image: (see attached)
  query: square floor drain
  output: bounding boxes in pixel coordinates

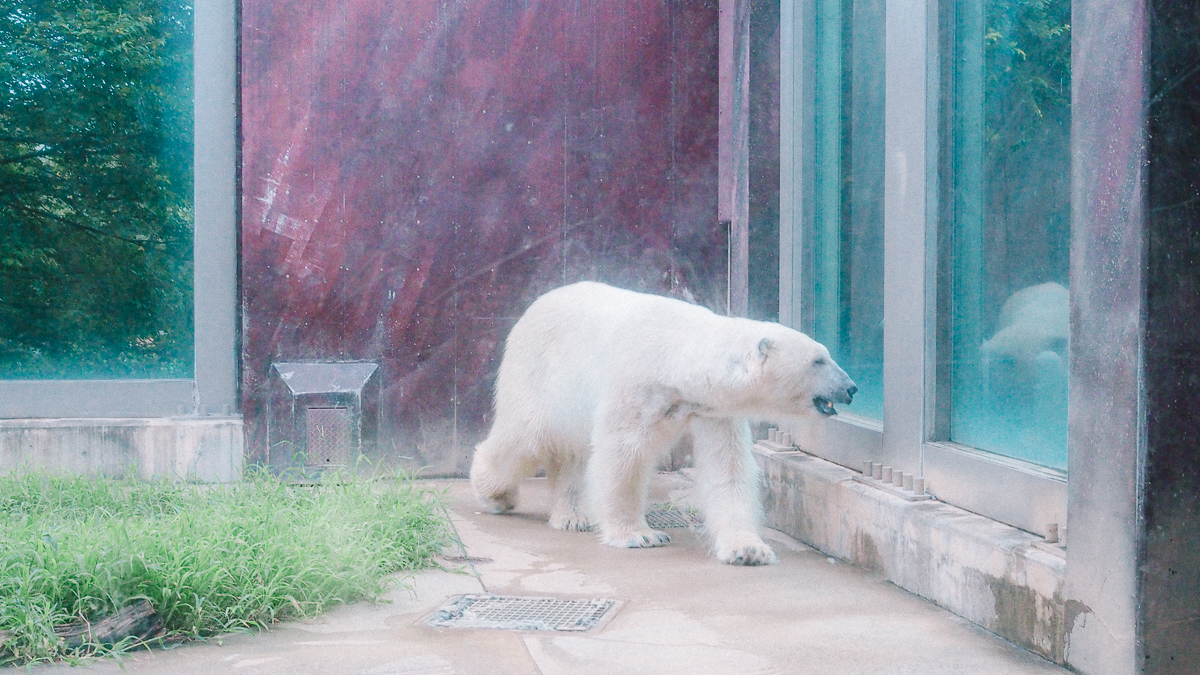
[645,504,701,529]
[426,595,616,632]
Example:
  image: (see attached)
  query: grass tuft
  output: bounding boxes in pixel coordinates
[0,468,452,665]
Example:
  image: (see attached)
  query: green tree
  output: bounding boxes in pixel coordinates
[984,0,1071,153]
[0,0,193,379]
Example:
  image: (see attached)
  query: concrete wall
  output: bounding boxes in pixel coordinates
[0,417,243,482]
[756,445,1066,664]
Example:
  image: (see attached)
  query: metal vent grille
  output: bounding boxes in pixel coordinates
[645,504,701,529]
[426,595,615,632]
[306,407,351,465]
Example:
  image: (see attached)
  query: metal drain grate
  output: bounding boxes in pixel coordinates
[439,555,493,565]
[645,504,701,529]
[426,595,615,632]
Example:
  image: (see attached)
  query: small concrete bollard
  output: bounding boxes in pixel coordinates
[768,428,778,443]
[852,464,933,502]
[1046,523,1060,544]
[780,432,793,448]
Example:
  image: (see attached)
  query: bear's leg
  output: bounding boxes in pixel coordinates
[690,417,777,565]
[588,411,673,548]
[469,432,534,514]
[546,453,593,531]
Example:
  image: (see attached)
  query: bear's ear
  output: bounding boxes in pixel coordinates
[757,337,774,360]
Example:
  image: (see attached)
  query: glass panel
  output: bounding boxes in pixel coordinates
[0,0,194,379]
[811,0,885,420]
[947,0,1070,469]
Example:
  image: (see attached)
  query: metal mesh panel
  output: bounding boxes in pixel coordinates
[306,407,351,466]
[645,504,701,529]
[426,595,615,632]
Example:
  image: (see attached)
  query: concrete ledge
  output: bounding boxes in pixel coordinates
[755,444,1066,664]
[0,417,244,482]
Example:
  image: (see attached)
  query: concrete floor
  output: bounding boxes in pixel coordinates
[37,474,1069,675]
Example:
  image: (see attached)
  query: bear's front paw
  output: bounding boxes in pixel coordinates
[715,533,778,566]
[548,512,594,532]
[601,528,672,548]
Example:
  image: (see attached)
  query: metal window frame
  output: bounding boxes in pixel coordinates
[779,0,1066,538]
[0,0,239,419]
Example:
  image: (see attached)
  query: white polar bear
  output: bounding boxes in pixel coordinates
[979,282,1069,404]
[470,281,857,566]
[980,282,1069,368]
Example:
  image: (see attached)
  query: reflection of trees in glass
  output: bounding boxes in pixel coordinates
[948,0,1070,468]
[0,0,193,378]
[984,0,1070,151]
[982,0,1070,316]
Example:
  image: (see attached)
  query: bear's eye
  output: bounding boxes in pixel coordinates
[813,357,827,366]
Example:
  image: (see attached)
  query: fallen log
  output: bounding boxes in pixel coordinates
[0,599,164,655]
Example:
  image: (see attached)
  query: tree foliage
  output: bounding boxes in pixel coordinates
[0,0,193,379]
[984,0,1071,152]
[979,0,1073,295]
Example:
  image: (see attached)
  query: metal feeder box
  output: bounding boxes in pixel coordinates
[267,361,380,472]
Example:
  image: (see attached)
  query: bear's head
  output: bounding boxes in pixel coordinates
[732,324,858,421]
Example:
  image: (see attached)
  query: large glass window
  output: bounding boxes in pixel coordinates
[0,0,194,380]
[944,0,1071,469]
[811,0,885,421]
[780,0,1069,537]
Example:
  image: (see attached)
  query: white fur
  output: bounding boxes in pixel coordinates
[470,282,856,565]
[980,282,1069,400]
[980,282,1069,366]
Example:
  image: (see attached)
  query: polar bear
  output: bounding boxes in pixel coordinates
[979,282,1069,405]
[470,281,857,566]
[980,282,1069,368]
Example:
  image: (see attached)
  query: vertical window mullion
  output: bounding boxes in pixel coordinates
[881,0,931,475]
[193,0,240,413]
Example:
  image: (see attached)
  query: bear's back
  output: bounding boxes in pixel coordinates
[510,282,720,360]
[497,282,728,411]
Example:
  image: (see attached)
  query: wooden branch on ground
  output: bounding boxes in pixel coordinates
[0,599,165,655]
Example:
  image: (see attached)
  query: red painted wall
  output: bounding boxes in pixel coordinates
[241,1,722,475]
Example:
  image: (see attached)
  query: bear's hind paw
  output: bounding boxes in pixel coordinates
[601,529,672,549]
[478,491,517,514]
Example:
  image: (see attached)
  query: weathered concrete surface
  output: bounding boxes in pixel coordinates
[31,476,1067,674]
[755,445,1067,664]
[0,417,243,482]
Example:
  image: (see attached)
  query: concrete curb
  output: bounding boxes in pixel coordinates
[0,417,244,482]
[755,444,1066,663]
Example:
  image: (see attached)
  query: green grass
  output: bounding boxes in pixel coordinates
[0,468,453,665]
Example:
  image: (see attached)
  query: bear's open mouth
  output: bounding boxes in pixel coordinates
[813,397,837,416]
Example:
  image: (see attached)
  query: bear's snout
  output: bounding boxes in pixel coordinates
[829,366,857,403]
[812,370,856,416]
